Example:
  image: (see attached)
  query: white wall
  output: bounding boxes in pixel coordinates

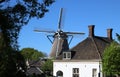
[53,61,102,77]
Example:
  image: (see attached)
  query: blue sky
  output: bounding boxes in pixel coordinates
[18,0,120,55]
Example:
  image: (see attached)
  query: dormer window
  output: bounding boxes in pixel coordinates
[63,52,71,59]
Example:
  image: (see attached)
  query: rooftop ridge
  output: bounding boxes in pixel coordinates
[91,37,102,59]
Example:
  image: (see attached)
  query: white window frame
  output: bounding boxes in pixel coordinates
[63,52,71,59]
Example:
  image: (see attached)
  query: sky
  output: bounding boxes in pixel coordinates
[18,0,120,55]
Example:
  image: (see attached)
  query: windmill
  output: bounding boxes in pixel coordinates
[34,8,85,58]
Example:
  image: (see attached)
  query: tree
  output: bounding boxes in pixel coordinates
[0,45,27,77]
[0,0,54,77]
[0,29,26,77]
[41,59,53,76]
[103,35,120,77]
[0,0,55,49]
[20,48,46,60]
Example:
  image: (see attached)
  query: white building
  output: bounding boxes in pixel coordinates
[53,25,113,77]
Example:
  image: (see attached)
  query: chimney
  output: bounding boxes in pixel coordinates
[88,25,95,37]
[107,28,113,40]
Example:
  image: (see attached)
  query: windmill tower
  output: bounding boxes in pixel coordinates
[34,8,85,58]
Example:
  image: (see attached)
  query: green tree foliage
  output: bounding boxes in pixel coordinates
[0,0,55,49]
[20,48,46,60]
[103,42,120,77]
[41,59,53,76]
[0,0,54,77]
[0,31,26,77]
[0,46,26,77]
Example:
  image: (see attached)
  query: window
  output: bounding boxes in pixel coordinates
[67,52,71,58]
[56,70,63,77]
[92,69,97,77]
[73,68,79,77]
[63,52,71,59]
[63,53,66,58]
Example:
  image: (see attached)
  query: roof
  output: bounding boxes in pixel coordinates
[26,66,43,76]
[70,36,112,60]
[56,25,113,60]
[56,36,112,60]
[28,59,43,67]
[26,59,45,76]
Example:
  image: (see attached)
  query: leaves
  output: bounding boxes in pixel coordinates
[103,42,120,76]
[20,48,46,60]
[0,0,55,37]
[0,0,54,76]
[41,59,53,75]
[0,47,26,77]
[0,0,55,49]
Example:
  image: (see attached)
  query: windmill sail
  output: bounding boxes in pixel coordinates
[34,8,85,58]
[58,8,63,31]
